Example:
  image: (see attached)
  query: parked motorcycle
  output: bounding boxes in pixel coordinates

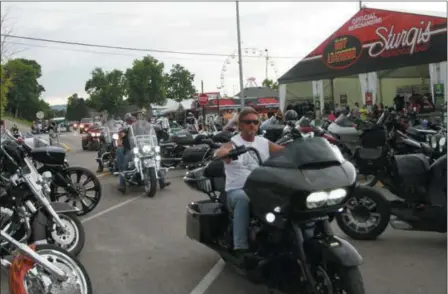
[119,120,162,197]
[0,234,92,294]
[16,137,102,216]
[96,120,120,173]
[0,139,85,256]
[184,138,365,294]
[335,120,447,240]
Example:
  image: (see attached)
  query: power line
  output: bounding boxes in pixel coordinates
[1,34,301,60]
[3,41,227,63]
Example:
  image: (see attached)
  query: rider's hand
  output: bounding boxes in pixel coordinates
[215,143,233,164]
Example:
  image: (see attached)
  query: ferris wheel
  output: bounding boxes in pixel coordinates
[219,48,279,96]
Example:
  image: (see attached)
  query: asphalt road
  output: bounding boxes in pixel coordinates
[1,125,446,294]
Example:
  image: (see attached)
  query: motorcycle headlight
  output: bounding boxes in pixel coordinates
[155,155,161,161]
[426,136,430,143]
[431,136,438,148]
[306,192,328,209]
[306,189,347,209]
[74,124,78,128]
[96,133,101,137]
[439,137,446,147]
[80,124,84,128]
[133,147,139,154]
[154,146,160,153]
[112,133,119,140]
[142,145,152,153]
[327,188,347,206]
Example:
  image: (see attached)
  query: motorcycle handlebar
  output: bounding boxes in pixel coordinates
[214,145,262,163]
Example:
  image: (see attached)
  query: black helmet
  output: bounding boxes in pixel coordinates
[284,109,298,122]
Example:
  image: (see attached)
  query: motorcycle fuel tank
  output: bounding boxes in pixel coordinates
[30,146,66,165]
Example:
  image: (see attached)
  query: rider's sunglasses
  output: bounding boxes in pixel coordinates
[241,119,260,126]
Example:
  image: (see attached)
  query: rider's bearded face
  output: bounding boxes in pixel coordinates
[239,113,259,138]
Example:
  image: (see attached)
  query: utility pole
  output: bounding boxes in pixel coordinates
[265,49,269,81]
[236,1,245,108]
[201,80,205,121]
[359,1,362,10]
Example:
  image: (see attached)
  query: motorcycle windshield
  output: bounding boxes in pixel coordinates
[263,137,345,169]
[103,120,120,143]
[334,114,354,127]
[130,120,158,150]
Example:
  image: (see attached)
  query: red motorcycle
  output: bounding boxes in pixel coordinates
[81,126,102,151]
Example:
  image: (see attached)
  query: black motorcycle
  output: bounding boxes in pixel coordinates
[335,121,447,240]
[0,140,85,256]
[19,141,102,216]
[184,138,365,294]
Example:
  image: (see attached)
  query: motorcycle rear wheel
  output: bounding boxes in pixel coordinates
[9,244,92,294]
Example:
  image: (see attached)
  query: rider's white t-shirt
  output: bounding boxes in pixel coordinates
[224,134,270,191]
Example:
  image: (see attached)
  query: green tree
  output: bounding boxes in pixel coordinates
[85,67,126,115]
[125,55,166,116]
[66,93,89,121]
[0,64,11,115]
[262,78,279,90]
[165,64,196,102]
[4,58,45,120]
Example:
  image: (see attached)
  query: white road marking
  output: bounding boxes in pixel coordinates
[189,259,225,294]
[81,196,141,224]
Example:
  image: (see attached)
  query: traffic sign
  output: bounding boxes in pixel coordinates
[198,93,209,106]
[36,111,44,119]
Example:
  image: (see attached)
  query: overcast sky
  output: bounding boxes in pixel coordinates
[1,1,446,105]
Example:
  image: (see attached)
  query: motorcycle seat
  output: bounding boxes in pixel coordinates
[176,139,197,146]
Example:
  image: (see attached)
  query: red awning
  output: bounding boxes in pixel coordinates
[279,8,447,83]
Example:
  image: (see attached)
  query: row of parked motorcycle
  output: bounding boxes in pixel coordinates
[177,109,446,294]
[0,128,105,293]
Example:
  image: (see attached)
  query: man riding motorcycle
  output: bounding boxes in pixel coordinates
[214,107,284,259]
[116,113,171,193]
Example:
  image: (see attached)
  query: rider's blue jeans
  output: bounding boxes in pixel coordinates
[227,189,250,250]
[116,147,132,187]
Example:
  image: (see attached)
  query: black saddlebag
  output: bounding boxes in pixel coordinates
[354,147,385,174]
[182,144,211,164]
[393,154,430,187]
[186,200,227,243]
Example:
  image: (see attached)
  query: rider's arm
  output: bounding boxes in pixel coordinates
[215,142,233,164]
[268,141,284,154]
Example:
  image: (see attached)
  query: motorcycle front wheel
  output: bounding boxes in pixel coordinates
[9,244,92,294]
[144,168,158,198]
[50,167,102,216]
[46,212,85,257]
[317,265,365,294]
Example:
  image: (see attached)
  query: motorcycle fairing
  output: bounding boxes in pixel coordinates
[304,235,363,267]
[244,138,356,216]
